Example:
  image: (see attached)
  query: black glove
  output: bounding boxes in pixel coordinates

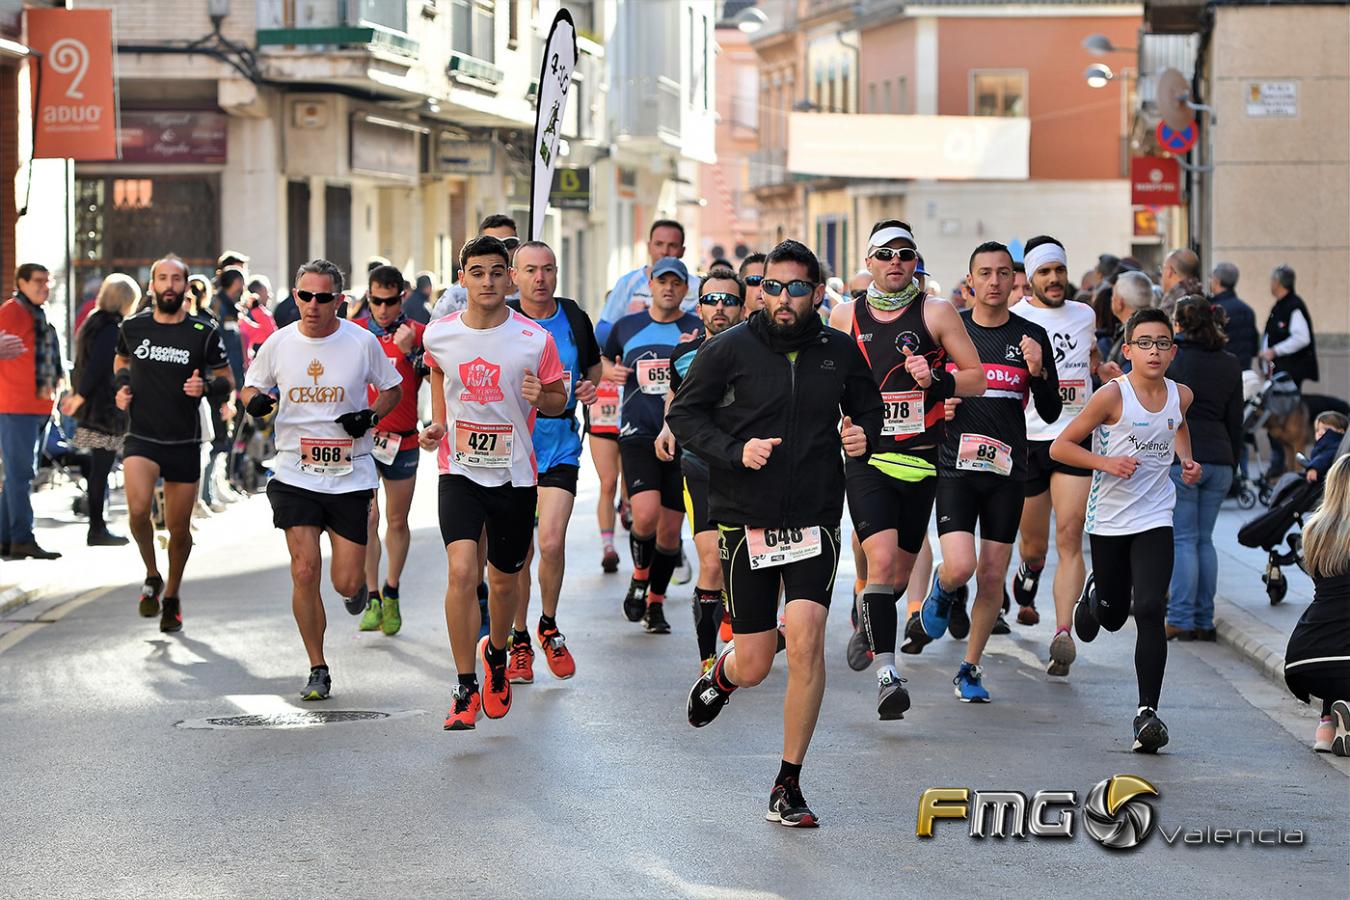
[246,392,276,419]
[336,409,379,438]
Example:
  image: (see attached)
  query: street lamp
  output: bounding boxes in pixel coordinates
[1085,63,1114,89]
[733,7,767,34]
[1082,33,1136,56]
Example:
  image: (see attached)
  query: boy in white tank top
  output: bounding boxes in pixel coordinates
[1050,308,1202,754]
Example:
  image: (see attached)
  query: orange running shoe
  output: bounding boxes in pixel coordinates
[537,623,577,679]
[506,635,535,685]
[719,606,733,644]
[479,635,512,719]
[443,684,481,730]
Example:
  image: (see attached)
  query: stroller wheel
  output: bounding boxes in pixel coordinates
[1236,487,1257,510]
[1258,483,1274,507]
[1263,569,1287,605]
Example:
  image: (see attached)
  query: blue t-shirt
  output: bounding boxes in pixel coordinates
[603,309,701,441]
[531,303,584,471]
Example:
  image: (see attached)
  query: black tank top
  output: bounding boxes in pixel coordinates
[852,298,946,450]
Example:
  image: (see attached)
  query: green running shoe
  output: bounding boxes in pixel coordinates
[359,593,383,631]
[381,593,402,636]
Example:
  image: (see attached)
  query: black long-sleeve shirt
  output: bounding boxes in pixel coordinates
[1166,339,1243,467]
[666,312,884,529]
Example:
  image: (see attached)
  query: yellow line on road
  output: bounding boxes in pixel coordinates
[0,584,118,656]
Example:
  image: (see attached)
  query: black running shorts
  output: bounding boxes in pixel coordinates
[437,474,536,574]
[935,474,1025,544]
[619,438,684,512]
[538,463,580,495]
[123,436,201,485]
[844,451,938,553]
[267,479,373,544]
[681,457,714,535]
[1024,438,1092,496]
[719,524,841,634]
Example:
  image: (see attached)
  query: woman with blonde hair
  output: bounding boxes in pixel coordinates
[1284,454,1350,754]
[61,273,140,545]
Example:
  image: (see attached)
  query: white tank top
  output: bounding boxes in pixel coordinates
[1085,376,1180,536]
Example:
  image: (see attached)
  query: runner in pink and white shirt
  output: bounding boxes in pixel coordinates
[419,235,566,731]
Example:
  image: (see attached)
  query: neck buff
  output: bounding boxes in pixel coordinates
[866,280,922,312]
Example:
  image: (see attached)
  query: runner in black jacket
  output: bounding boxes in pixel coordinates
[670,239,883,829]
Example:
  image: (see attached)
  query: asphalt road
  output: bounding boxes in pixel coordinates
[2,458,1346,898]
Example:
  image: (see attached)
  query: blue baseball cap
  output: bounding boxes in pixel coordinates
[651,257,690,282]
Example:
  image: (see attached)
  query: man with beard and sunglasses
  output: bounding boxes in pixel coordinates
[656,267,746,672]
[827,221,985,721]
[352,264,429,637]
[1008,236,1100,677]
[114,255,234,632]
[671,240,883,827]
[241,259,403,701]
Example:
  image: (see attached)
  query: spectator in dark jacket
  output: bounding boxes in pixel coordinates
[1284,455,1350,756]
[1159,248,1204,318]
[1307,412,1347,483]
[1209,261,1258,370]
[272,290,300,329]
[1164,296,1244,641]
[60,274,138,546]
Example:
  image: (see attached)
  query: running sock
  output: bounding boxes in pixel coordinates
[1024,560,1045,574]
[485,640,507,667]
[694,587,723,659]
[776,760,803,786]
[861,585,898,655]
[648,545,681,597]
[511,628,530,647]
[873,652,897,676]
[457,672,479,692]
[713,651,739,693]
[476,581,489,602]
[854,578,867,598]
[538,613,557,632]
[382,583,399,600]
[600,528,615,548]
[631,532,656,576]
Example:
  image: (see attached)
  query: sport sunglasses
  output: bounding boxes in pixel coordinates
[699,292,743,307]
[296,290,338,304]
[760,279,816,298]
[367,294,402,307]
[869,247,918,263]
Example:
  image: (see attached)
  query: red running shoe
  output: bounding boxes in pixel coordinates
[479,636,512,719]
[537,623,577,679]
[506,635,535,685]
[443,684,482,730]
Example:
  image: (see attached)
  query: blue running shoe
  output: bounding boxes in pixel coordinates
[920,571,956,639]
[953,662,990,703]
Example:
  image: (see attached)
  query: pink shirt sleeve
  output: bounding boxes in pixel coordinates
[536,333,564,385]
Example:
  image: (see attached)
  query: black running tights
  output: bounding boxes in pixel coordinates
[1089,527,1173,710]
[87,448,116,530]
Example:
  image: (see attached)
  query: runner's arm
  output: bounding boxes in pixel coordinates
[1174,383,1196,466]
[1050,382,1121,471]
[827,300,854,334]
[839,340,885,452]
[666,340,746,470]
[928,300,986,397]
[1028,329,1061,424]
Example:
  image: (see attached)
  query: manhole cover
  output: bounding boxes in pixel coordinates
[176,709,422,730]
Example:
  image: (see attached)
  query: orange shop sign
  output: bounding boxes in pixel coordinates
[26,7,119,160]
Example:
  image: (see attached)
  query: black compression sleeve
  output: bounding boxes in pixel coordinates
[929,366,956,401]
[207,375,232,401]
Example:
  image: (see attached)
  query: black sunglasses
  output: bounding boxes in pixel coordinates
[869,247,918,263]
[368,295,402,307]
[699,292,743,307]
[296,290,337,304]
[760,279,815,298]
[502,237,521,250]
[743,275,764,287]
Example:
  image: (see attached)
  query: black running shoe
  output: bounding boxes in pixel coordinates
[1012,561,1041,607]
[343,584,368,616]
[876,668,911,720]
[991,612,1012,635]
[948,585,971,640]
[687,650,733,727]
[301,666,331,701]
[1132,707,1169,753]
[846,627,872,671]
[900,610,932,654]
[1000,586,1011,614]
[766,776,819,828]
[643,602,671,634]
[159,596,182,633]
[1073,579,1101,643]
[139,575,164,618]
[623,579,649,622]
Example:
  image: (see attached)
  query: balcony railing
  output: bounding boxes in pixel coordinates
[257,0,418,56]
[615,76,681,146]
[748,148,788,190]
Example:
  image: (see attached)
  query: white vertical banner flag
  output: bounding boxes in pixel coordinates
[529,9,578,241]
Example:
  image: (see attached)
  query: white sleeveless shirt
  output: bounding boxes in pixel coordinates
[1085,375,1181,537]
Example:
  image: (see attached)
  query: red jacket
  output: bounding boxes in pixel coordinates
[0,298,55,415]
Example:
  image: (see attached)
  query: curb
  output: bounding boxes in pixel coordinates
[1212,593,1287,686]
[0,585,38,617]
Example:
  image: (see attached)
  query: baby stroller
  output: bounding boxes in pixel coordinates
[228,403,275,494]
[34,416,95,517]
[1237,467,1320,605]
[1236,370,1300,507]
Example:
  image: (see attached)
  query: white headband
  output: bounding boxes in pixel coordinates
[868,226,916,250]
[1023,243,1068,278]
